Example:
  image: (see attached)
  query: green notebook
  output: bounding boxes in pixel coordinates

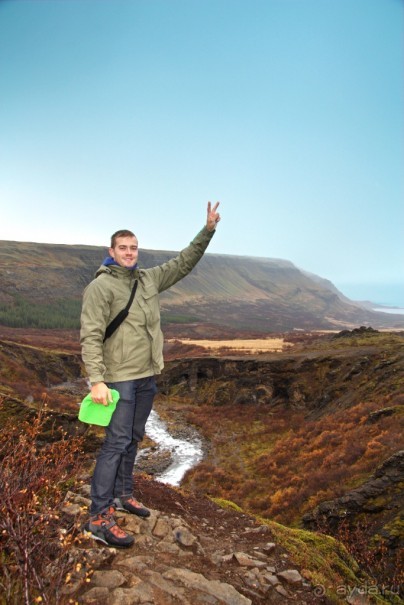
[78,389,120,426]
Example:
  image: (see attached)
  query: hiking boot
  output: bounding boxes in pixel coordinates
[84,506,134,548]
[114,496,151,518]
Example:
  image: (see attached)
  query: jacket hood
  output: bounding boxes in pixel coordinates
[95,264,140,279]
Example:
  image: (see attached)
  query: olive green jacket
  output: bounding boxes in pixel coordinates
[80,226,215,384]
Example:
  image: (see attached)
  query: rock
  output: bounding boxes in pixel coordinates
[262,542,276,554]
[251,548,270,561]
[80,586,110,603]
[143,568,186,599]
[61,502,82,516]
[163,567,252,605]
[134,534,154,548]
[367,406,400,424]
[173,525,197,547]
[78,482,91,497]
[208,551,224,565]
[243,569,262,590]
[91,569,126,588]
[210,552,234,565]
[117,555,154,572]
[152,517,171,538]
[122,514,144,534]
[277,569,303,584]
[245,525,270,534]
[234,552,267,568]
[109,584,155,604]
[275,584,289,597]
[170,516,184,528]
[67,491,91,507]
[262,573,280,586]
[80,546,117,569]
[155,541,181,554]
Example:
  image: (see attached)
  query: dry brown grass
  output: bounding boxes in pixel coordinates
[166,337,293,354]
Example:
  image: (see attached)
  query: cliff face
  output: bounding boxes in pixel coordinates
[302,450,404,589]
[158,336,404,418]
[303,450,404,541]
[0,339,82,385]
[0,337,84,407]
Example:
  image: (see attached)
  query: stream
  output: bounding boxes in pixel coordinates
[64,377,203,487]
[143,409,203,486]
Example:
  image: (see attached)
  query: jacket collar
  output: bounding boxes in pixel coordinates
[102,256,138,271]
[95,263,139,279]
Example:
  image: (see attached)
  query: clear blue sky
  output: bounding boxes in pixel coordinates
[1,0,403,305]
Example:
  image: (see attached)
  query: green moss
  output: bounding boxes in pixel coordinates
[210,497,244,512]
[344,472,374,490]
[258,519,393,604]
[381,516,404,539]
[367,481,404,509]
[213,496,392,604]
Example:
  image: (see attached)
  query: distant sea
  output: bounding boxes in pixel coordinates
[373,307,404,315]
[336,283,404,313]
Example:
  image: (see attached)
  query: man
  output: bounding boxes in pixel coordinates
[80,202,221,547]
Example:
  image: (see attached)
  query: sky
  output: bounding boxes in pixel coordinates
[0,0,403,306]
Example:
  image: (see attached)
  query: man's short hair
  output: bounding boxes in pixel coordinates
[110,229,136,248]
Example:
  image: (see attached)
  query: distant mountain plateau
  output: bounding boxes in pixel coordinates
[0,239,403,332]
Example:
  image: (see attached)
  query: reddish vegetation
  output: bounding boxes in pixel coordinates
[181,396,402,524]
[0,398,85,604]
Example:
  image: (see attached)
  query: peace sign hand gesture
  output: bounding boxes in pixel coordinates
[206,201,221,231]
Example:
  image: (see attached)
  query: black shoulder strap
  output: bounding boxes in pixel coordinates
[103,280,138,342]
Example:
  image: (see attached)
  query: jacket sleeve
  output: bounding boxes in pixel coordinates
[80,278,112,384]
[149,226,215,293]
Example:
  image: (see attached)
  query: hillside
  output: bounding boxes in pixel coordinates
[0,239,403,331]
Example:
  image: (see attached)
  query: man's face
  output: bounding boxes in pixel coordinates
[109,235,139,268]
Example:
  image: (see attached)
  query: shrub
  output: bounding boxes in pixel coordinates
[0,397,85,604]
[316,518,404,598]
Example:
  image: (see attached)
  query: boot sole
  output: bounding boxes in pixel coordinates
[83,528,134,548]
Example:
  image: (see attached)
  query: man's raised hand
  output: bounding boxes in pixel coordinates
[206,201,221,231]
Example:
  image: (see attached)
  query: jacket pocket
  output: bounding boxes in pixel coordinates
[139,284,160,325]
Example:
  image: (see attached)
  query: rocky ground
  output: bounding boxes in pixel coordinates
[62,475,332,605]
